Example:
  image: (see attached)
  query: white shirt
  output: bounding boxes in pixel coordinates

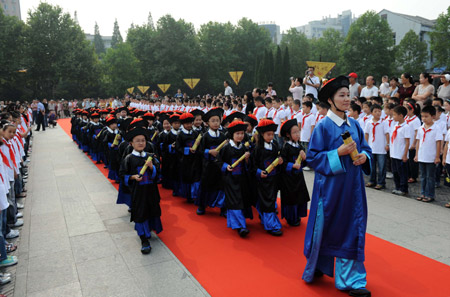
[265,107,275,118]
[405,115,421,148]
[379,82,390,96]
[358,114,372,129]
[289,86,304,101]
[445,130,450,164]
[304,76,320,99]
[390,122,411,160]
[364,119,389,154]
[300,112,315,142]
[272,108,285,135]
[416,124,443,163]
[253,106,268,121]
[291,109,302,123]
[360,86,379,98]
[225,86,233,96]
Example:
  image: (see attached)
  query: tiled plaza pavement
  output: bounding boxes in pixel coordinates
[8,125,450,296]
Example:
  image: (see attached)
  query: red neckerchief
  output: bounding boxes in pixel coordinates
[372,122,380,142]
[302,113,312,128]
[3,140,16,167]
[391,124,403,143]
[422,127,432,142]
[0,149,11,169]
[406,115,417,124]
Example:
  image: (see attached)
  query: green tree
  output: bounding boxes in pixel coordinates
[127,21,155,85]
[111,19,123,49]
[101,43,141,96]
[25,3,100,98]
[198,22,237,94]
[340,11,395,81]
[395,30,428,77]
[273,46,284,95]
[280,28,310,77]
[277,47,292,97]
[150,15,201,94]
[310,28,343,76]
[430,6,450,68]
[0,10,28,99]
[93,22,105,56]
[232,18,273,92]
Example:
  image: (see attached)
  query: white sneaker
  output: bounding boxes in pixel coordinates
[9,219,23,228]
[17,203,24,209]
[386,172,393,179]
[303,166,311,171]
[6,230,19,239]
[17,212,23,218]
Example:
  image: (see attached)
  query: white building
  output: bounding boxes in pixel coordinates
[0,0,21,19]
[296,10,355,39]
[378,9,436,70]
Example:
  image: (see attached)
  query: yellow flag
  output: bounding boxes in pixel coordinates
[137,86,150,94]
[183,78,200,90]
[229,71,244,85]
[127,87,135,94]
[306,61,336,79]
[157,84,171,93]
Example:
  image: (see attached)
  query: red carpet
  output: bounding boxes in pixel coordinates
[59,118,450,297]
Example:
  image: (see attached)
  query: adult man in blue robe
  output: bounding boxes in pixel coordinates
[302,76,372,297]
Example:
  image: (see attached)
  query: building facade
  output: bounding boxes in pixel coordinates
[1,0,21,19]
[378,9,436,70]
[259,22,282,45]
[85,34,113,50]
[296,10,355,39]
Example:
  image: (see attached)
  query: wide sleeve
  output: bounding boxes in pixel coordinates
[306,123,346,177]
[119,155,134,187]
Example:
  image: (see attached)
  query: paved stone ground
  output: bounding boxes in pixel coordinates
[13,127,209,297]
[10,125,450,296]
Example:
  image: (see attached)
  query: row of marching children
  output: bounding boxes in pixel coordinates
[0,104,33,290]
[70,105,311,254]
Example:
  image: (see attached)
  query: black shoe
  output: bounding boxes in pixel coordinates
[287,219,300,227]
[267,230,283,236]
[349,288,371,297]
[314,270,324,277]
[196,207,205,215]
[238,228,250,238]
[140,238,152,255]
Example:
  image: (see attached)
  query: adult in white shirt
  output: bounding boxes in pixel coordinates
[224,81,233,96]
[266,82,277,97]
[360,76,379,98]
[289,78,304,102]
[303,67,320,99]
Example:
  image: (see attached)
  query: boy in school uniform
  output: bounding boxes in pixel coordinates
[414,106,443,202]
[364,104,390,189]
[299,101,315,152]
[253,97,268,121]
[390,106,411,196]
[119,127,161,254]
[434,106,447,188]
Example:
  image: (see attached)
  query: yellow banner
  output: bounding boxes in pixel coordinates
[183,78,200,90]
[127,87,135,94]
[137,86,150,94]
[229,71,244,85]
[306,61,336,79]
[157,84,171,93]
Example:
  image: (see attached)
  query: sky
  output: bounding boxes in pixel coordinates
[19,0,448,37]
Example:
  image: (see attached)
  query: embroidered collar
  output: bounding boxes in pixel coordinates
[181,126,192,134]
[264,142,273,150]
[287,140,299,148]
[131,150,146,157]
[171,128,179,135]
[208,129,219,137]
[327,110,351,127]
[106,127,118,134]
[230,140,242,149]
